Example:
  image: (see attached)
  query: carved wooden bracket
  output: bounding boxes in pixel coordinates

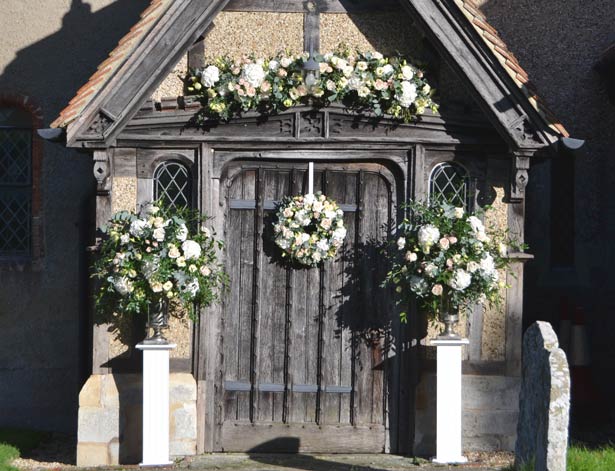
[93,150,111,195]
[510,153,530,202]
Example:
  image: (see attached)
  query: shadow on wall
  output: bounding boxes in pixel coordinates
[0,0,151,120]
[0,0,150,434]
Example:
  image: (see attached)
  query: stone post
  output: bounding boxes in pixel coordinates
[515,321,570,471]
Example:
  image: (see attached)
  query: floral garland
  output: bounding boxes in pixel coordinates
[93,202,226,320]
[185,47,438,123]
[385,201,523,322]
[273,193,347,267]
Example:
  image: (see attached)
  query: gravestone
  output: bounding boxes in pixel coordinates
[515,321,570,471]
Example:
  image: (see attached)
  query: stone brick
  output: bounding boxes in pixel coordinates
[170,373,197,402]
[77,442,110,467]
[170,439,197,457]
[78,407,119,443]
[101,375,119,408]
[172,404,197,440]
[79,375,102,408]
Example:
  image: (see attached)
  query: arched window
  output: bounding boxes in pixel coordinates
[154,160,192,209]
[429,161,472,209]
[0,107,34,256]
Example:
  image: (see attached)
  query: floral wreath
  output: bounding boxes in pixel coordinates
[185,46,438,124]
[273,192,347,267]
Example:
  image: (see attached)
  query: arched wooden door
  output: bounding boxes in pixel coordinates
[215,160,400,453]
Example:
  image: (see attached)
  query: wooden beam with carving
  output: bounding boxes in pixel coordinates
[224,0,400,13]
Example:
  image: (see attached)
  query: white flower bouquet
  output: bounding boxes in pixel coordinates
[385,201,523,322]
[93,202,226,319]
[273,192,347,267]
[185,46,438,124]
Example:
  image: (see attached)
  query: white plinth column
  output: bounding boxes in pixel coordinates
[136,343,176,466]
[430,338,469,464]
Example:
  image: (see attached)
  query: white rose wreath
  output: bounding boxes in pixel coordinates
[273,192,347,267]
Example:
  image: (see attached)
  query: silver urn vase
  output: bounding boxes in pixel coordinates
[438,290,461,339]
[144,298,169,344]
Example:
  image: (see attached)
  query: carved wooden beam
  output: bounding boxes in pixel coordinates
[224,0,400,13]
[304,1,320,52]
[510,152,530,203]
[93,150,112,195]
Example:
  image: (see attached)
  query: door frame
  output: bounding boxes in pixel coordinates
[195,146,416,453]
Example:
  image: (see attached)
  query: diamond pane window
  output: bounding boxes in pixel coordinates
[429,162,471,209]
[0,107,32,257]
[154,161,192,209]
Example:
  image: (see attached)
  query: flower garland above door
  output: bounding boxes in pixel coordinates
[185,46,438,123]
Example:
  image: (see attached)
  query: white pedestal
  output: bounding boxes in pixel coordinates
[430,338,469,464]
[136,343,176,466]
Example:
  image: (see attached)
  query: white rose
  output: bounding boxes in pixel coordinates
[176,256,187,267]
[449,269,472,291]
[468,216,485,235]
[381,64,394,77]
[283,207,294,218]
[397,237,406,250]
[432,284,443,296]
[316,239,330,252]
[401,65,414,80]
[405,251,418,262]
[333,227,347,241]
[242,63,266,88]
[168,245,181,259]
[163,281,173,291]
[201,65,220,88]
[176,223,188,241]
[396,81,417,107]
[454,207,464,218]
[150,281,163,293]
[424,263,439,278]
[153,227,166,242]
[200,265,211,277]
[417,224,440,252]
[356,61,368,71]
[320,218,332,230]
[129,219,150,237]
[422,84,431,95]
[151,216,165,228]
[120,233,130,245]
[280,57,292,68]
[467,261,480,273]
[182,240,202,260]
[268,60,280,71]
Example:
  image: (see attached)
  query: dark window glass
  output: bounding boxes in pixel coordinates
[429,162,471,209]
[154,161,192,209]
[0,107,32,256]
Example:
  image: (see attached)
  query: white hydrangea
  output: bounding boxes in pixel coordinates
[449,269,472,291]
[417,224,440,252]
[333,227,347,242]
[201,65,220,88]
[129,219,150,237]
[182,240,202,260]
[316,239,330,252]
[396,81,417,107]
[242,63,266,88]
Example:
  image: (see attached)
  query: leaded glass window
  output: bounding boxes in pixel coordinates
[429,162,471,209]
[0,107,32,256]
[154,161,192,209]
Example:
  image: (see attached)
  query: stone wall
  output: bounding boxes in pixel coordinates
[414,374,520,455]
[76,373,197,466]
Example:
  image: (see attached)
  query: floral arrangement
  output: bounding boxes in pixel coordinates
[385,201,522,322]
[93,202,226,320]
[273,192,347,267]
[185,46,438,123]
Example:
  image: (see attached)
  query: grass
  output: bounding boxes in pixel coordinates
[0,429,49,471]
[506,445,615,471]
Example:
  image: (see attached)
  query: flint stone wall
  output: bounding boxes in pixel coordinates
[76,373,197,467]
[515,321,570,471]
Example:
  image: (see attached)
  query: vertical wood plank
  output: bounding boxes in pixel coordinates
[506,199,525,376]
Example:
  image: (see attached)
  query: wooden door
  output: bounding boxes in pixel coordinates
[216,161,398,453]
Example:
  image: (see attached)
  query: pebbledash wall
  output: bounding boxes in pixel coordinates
[0,0,151,433]
[76,9,518,465]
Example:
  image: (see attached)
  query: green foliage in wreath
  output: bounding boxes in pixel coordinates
[185,46,438,124]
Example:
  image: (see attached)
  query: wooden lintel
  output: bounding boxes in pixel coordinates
[224,0,401,13]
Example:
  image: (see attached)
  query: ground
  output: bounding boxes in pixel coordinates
[11,434,512,471]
